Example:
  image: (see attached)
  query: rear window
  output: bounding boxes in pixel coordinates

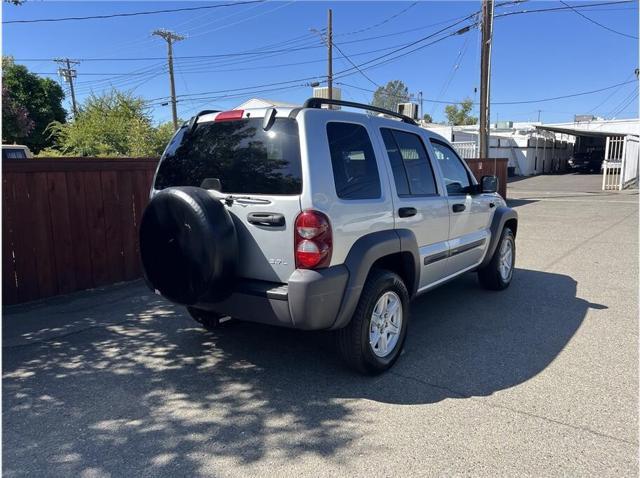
[154,117,302,195]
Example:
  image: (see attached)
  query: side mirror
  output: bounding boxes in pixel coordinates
[481,175,498,194]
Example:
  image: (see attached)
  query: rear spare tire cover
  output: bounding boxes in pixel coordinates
[140,187,237,305]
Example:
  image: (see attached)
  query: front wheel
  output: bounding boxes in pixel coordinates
[337,270,410,374]
[478,227,515,290]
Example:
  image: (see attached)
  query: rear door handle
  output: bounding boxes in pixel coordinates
[452,204,466,213]
[398,207,417,218]
[247,212,285,227]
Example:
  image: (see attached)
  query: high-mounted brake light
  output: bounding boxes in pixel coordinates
[294,210,332,269]
[215,110,244,122]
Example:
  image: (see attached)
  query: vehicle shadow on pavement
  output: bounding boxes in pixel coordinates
[3,269,599,476]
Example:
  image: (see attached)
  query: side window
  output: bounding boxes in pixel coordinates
[380,129,410,195]
[381,128,437,196]
[327,122,381,200]
[430,140,472,195]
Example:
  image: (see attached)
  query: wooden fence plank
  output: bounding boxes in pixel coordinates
[82,171,110,287]
[132,170,151,277]
[30,172,58,299]
[8,173,41,302]
[117,171,138,281]
[100,170,125,283]
[47,172,77,294]
[65,171,94,291]
[2,175,19,304]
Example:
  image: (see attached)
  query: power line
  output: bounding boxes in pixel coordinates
[558,0,638,39]
[330,15,478,80]
[336,2,419,37]
[145,13,480,103]
[12,44,326,62]
[181,0,295,39]
[494,0,634,19]
[330,40,381,88]
[337,79,638,106]
[3,0,265,24]
[588,72,636,113]
[332,23,476,80]
[606,86,639,117]
[609,90,638,117]
[492,79,638,104]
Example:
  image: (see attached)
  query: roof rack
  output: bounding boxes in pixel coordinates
[301,97,418,125]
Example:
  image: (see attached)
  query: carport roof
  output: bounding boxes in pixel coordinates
[534,125,625,138]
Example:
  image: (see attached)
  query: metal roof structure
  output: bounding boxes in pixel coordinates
[534,124,625,138]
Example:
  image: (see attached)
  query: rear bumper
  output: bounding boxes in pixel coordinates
[196,266,349,330]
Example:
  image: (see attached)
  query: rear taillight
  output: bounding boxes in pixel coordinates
[215,110,244,122]
[294,210,332,269]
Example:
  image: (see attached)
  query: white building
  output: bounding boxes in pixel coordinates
[234,98,299,110]
[428,117,639,177]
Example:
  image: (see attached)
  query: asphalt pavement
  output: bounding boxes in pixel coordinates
[3,173,638,477]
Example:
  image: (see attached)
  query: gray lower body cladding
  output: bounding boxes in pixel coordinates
[192,229,420,330]
[197,266,349,330]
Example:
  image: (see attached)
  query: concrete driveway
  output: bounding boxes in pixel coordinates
[3,174,638,477]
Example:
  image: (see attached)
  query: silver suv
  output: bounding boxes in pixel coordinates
[140,98,518,374]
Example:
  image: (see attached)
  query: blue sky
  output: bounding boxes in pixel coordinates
[3,1,639,124]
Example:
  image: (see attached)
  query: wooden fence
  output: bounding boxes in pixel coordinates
[2,155,509,305]
[3,158,159,305]
[465,158,508,199]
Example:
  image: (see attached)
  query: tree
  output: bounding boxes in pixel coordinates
[371,80,410,113]
[45,90,175,157]
[444,98,477,126]
[2,85,34,140]
[422,113,433,123]
[2,57,66,152]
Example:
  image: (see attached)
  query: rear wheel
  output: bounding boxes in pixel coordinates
[478,227,515,290]
[337,269,409,374]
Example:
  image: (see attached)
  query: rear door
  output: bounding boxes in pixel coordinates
[429,139,492,275]
[378,127,450,290]
[153,116,302,283]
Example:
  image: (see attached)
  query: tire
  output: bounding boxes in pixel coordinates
[337,269,410,374]
[187,307,225,329]
[478,227,515,291]
[140,187,238,305]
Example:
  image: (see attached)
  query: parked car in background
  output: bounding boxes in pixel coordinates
[2,144,33,160]
[568,150,604,173]
[139,98,518,374]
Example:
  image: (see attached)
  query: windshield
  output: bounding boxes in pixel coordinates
[154,117,302,195]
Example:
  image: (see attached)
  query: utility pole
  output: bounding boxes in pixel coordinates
[418,91,424,119]
[153,29,185,130]
[55,58,79,119]
[537,109,542,123]
[478,0,494,159]
[327,8,333,102]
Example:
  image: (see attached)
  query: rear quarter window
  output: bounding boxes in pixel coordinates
[326,122,381,200]
[155,118,302,195]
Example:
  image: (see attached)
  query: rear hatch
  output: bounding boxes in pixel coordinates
[154,113,302,283]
